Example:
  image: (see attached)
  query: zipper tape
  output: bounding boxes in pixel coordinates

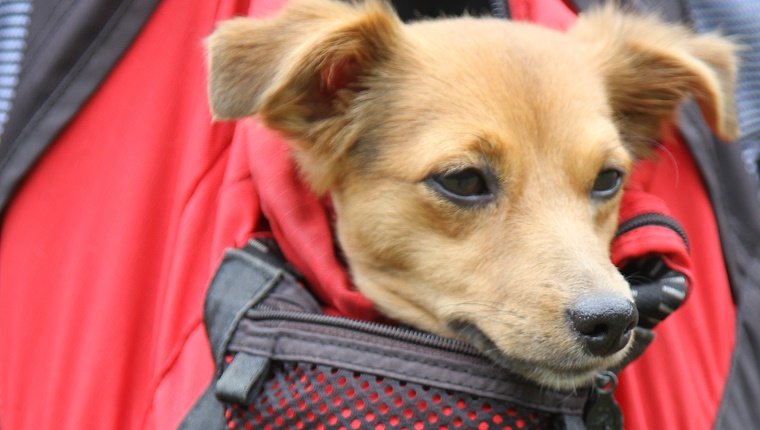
[614,212,690,250]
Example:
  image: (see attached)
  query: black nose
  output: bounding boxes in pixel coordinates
[569,295,638,357]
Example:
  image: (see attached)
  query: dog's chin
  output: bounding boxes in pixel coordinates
[448,321,628,391]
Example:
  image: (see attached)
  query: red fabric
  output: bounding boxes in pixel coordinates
[509,0,577,29]
[611,186,693,284]
[0,1,734,430]
[243,121,379,320]
[0,1,244,427]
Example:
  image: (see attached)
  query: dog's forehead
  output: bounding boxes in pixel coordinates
[364,18,624,179]
[403,18,610,125]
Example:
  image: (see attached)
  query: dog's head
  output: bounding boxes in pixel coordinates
[207,0,737,389]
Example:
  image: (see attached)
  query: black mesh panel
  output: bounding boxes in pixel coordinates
[224,360,560,430]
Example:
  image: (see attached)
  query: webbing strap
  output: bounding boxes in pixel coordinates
[204,244,285,368]
[216,353,270,404]
[180,240,289,430]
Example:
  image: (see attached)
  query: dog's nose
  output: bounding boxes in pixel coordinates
[568,295,638,357]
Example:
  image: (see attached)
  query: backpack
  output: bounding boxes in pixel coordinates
[180,229,688,430]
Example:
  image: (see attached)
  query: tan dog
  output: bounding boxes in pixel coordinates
[206,0,737,389]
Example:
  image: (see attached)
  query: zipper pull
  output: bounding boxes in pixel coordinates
[584,371,623,430]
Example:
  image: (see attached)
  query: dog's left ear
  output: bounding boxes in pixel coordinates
[570,5,740,156]
[206,0,403,192]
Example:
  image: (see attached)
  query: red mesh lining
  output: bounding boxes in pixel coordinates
[224,360,559,430]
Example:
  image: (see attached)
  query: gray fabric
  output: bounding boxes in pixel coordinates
[0,1,32,139]
[571,0,691,20]
[714,287,760,430]
[203,247,286,366]
[689,0,760,193]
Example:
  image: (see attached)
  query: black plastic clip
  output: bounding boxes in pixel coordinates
[584,370,623,430]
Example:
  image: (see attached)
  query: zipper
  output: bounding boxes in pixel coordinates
[615,212,689,250]
[247,305,481,356]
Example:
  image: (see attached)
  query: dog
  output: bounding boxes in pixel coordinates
[206,0,738,389]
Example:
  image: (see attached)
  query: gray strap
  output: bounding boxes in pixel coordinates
[215,353,270,404]
[203,246,284,367]
[180,242,289,430]
[713,286,760,429]
[232,313,590,414]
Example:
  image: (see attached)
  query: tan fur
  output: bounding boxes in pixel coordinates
[206,0,738,389]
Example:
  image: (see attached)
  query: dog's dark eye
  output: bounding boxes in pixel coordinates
[427,168,493,206]
[591,169,623,199]
[437,169,487,196]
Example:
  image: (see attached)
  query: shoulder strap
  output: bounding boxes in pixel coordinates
[0,0,160,213]
[678,103,760,430]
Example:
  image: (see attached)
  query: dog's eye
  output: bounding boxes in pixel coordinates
[591,169,623,199]
[437,169,487,196]
[427,168,492,205]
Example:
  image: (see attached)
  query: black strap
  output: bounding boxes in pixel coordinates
[0,0,161,214]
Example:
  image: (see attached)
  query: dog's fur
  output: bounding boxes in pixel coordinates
[206,0,738,389]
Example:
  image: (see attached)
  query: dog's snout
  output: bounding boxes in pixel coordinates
[569,295,638,357]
